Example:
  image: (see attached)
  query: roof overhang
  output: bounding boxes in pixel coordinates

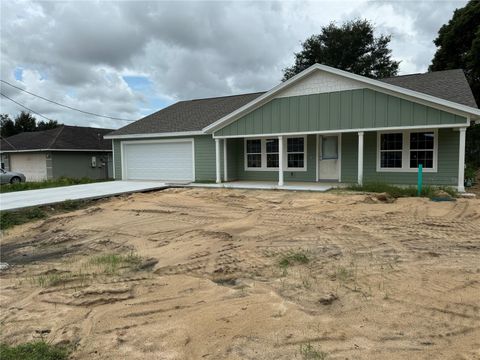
[104,131,204,140]
[203,64,480,134]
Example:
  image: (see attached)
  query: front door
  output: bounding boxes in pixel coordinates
[318,135,339,181]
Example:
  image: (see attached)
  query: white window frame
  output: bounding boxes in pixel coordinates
[244,136,307,172]
[376,129,438,173]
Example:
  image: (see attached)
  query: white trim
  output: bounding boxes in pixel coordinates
[104,131,204,140]
[0,149,112,153]
[215,138,221,183]
[358,132,364,185]
[458,127,466,192]
[315,134,319,182]
[204,64,480,134]
[278,136,284,186]
[223,139,228,182]
[120,138,195,181]
[212,122,468,139]
[243,136,307,172]
[376,129,438,173]
[112,140,116,179]
[338,133,342,182]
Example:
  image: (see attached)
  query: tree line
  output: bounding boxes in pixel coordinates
[0,112,61,138]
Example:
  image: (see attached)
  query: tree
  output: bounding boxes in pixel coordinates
[14,111,37,133]
[37,119,59,131]
[429,0,480,106]
[0,114,16,137]
[282,19,400,81]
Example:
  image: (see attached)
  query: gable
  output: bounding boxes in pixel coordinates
[275,70,364,98]
[213,88,468,137]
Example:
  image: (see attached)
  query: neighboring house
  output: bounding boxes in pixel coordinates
[105,64,480,192]
[0,125,113,181]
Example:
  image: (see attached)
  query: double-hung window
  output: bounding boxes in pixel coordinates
[287,137,305,170]
[410,132,434,169]
[380,133,403,168]
[377,130,437,172]
[246,139,262,168]
[266,138,279,168]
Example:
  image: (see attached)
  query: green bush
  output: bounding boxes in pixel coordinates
[0,177,107,193]
[0,208,47,230]
[0,341,70,360]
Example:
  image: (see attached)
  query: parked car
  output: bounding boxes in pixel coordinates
[0,169,26,184]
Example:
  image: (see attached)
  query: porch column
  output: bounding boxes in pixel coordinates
[215,138,221,184]
[458,127,466,192]
[278,135,284,186]
[357,131,364,186]
[223,139,228,182]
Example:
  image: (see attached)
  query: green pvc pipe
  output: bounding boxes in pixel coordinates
[417,164,423,197]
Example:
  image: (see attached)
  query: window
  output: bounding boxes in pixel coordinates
[246,139,261,168]
[380,133,403,168]
[410,132,434,169]
[321,136,338,160]
[244,137,307,171]
[377,130,437,172]
[287,137,305,169]
[266,138,279,168]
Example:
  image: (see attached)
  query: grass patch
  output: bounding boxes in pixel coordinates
[88,253,142,274]
[279,250,310,269]
[0,200,91,230]
[299,343,328,359]
[0,177,108,193]
[346,182,457,199]
[0,341,70,360]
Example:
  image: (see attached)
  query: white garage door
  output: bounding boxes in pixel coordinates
[123,140,194,181]
[10,153,47,181]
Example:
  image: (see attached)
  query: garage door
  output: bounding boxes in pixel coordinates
[123,140,194,181]
[10,153,47,181]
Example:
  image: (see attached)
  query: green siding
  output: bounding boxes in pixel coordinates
[51,152,111,180]
[214,89,467,136]
[341,128,459,186]
[113,135,218,181]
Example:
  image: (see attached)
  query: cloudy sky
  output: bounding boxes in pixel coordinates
[0,0,467,130]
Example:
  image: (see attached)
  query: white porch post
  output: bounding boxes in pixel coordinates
[215,138,221,184]
[358,131,364,186]
[223,139,228,182]
[458,127,466,192]
[278,135,284,186]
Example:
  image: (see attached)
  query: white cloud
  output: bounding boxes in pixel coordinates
[0,0,467,129]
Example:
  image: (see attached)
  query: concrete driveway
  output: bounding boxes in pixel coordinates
[0,181,169,211]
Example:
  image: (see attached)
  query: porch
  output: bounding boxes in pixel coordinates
[212,127,467,191]
[188,180,342,192]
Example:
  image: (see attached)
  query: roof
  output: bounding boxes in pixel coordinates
[107,67,478,138]
[379,69,477,108]
[0,125,113,152]
[108,92,265,137]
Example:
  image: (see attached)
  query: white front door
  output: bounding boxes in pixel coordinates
[318,135,339,181]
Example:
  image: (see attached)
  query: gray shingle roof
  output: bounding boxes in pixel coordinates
[0,125,113,152]
[379,69,477,108]
[109,69,477,137]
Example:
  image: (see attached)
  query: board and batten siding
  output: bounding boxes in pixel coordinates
[341,128,460,185]
[214,89,467,137]
[113,135,220,181]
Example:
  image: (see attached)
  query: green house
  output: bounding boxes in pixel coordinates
[106,64,480,192]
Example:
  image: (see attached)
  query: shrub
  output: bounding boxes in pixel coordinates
[346,182,457,199]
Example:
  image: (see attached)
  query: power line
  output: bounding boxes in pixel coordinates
[0,92,56,122]
[0,79,135,122]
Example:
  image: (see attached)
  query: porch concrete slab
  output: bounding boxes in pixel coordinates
[0,181,169,211]
[187,181,334,192]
